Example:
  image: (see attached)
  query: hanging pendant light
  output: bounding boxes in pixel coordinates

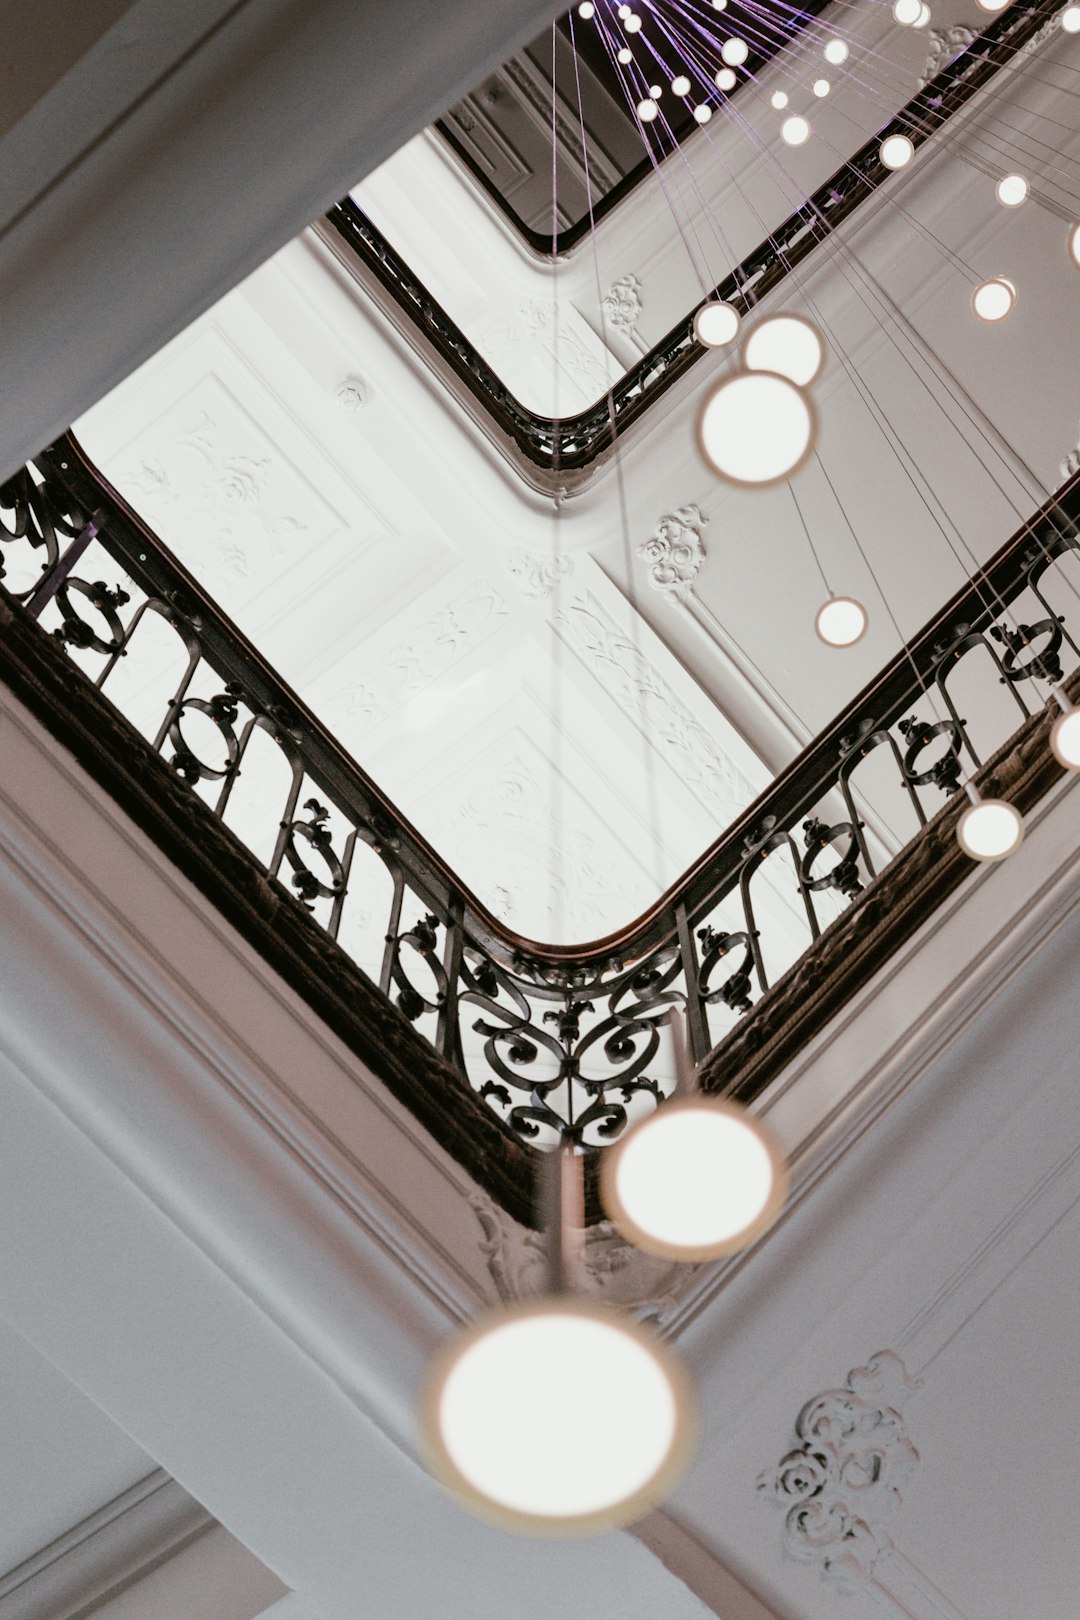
[694,300,741,347]
[1068,222,1080,269]
[880,134,915,170]
[420,1148,695,1534]
[743,312,826,386]
[1049,686,1080,770]
[955,783,1024,861]
[816,594,868,647]
[971,277,1017,322]
[995,174,1028,207]
[601,1014,788,1262]
[698,370,816,486]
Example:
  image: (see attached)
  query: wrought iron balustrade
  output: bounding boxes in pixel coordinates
[3,435,1080,1160]
[327,0,1059,475]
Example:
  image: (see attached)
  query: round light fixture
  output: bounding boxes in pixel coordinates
[995,174,1028,207]
[694,301,741,347]
[744,312,826,386]
[618,45,633,62]
[694,103,713,122]
[914,3,932,26]
[880,134,915,170]
[601,1097,788,1261]
[637,97,659,122]
[715,66,737,90]
[625,12,642,30]
[672,74,692,96]
[813,78,831,97]
[1050,690,1080,769]
[971,276,1017,322]
[771,90,789,109]
[649,83,663,97]
[1069,222,1080,268]
[712,0,727,9]
[781,115,811,146]
[1063,4,1080,29]
[824,38,849,63]
[892,0,921,23]
[721,36,749,65]
[420,1298,695,1534]
[956,794,1024,861]
[698,370,816,486]
[577,1,595,15]
[815,595,868,647]
[976,0,1008,9]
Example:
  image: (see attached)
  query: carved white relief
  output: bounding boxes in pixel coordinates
[507,550,574,598]
[319,578,507,737]
[422,750,643,937]
[470,1191,697,1324]
[601,273,643,336]
[1060,421,1080,483]
[918,27,975,88]
[554,591,756,818]
[637,505,708,604]
[113,376,342,602]
[758,1352,922,1593]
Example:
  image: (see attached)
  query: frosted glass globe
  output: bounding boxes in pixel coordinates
[1069,222,1080,268]
[602,1099,787,1260]
[996,174,1028,207]
[698,371,815,486]
[816,595,868,647]
[721,37,749,64]
[1051,706,1080,770]
[971,277,1016,322]
[781,115,811,146]
[976,0,1008,10]
[813,78,831,97]
[637,98,658,122]
[893,0,921,23]
[421,1300,694,1533]
[715,66,737,90]
[880,134,914,169]
[824,38,849,63]
[672,74,691,95]
[694,301,741,347]
[744,313,825,386]
[694,103,713,123]
[771,90,789,109]
[1063,5,1080,30]
[956,798,1023,861]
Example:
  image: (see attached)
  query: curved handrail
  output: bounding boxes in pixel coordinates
[328,0,1058,475]
[4,432,1080,1152]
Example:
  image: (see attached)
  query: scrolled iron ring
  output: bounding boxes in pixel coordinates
[800,817,863,899]
[698,929,755,1015]
[388,915,449,1022]
[899,717,964,792]
[167,693,242,783]
[54,578,128,653]
[282,817,345,906]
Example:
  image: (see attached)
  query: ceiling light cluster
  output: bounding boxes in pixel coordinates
[421,1025,787,1535]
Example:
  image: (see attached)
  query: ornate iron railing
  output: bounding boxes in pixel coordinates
[3,435,1079,1156]
[328,0,1059,474]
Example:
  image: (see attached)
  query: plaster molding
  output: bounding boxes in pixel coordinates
[553,588,756,818]
[637,505,708,604]
[470,1190,699,1325]
[601,273,644,337]
[0,1471,213,1620]
[1060,422,1080,484]
[507,549,574,598]
[757,1352,921,1595]
[917,27,975,89]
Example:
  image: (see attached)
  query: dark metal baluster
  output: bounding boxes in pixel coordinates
[674,901,709,1064]
[436,895,465,1064]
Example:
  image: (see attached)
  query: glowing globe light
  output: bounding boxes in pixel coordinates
[1069,222,1080,268]
[1063,5,1080,30]
[1050,690,1080,769]
[813,78,831,97]
[893,0,921,23]
[824,38,849,63]
[781,114,811,146]
[956,792,1024,861]
[618,3,630,13]
[694,301,741,347]
[744,312,826,386]
[914,4,932,26]
[816,595,868,647]
[996,174,1028,206]
[672,74,692,95]
[971,276,1017,322]
[721,36,749,64]
[976,0,1008,10]
[715,66,737,90]
[698,371,816,486]
[880,133,915,169]
[601,1099,788,1261]
[618,46,633,63]
[649,83,663,97]
[625,12,642,30]
[771,89,789,108]
[694,103,713,122]
[577,1,595,15]
[712,0,728,9]
[637,97,659,122]
[420,1299,694,1534]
